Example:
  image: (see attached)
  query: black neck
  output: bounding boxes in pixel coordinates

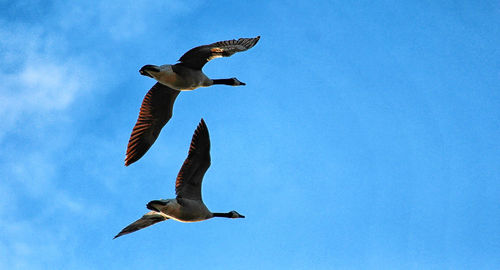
[212,79,235,85]
[212,212,232,218]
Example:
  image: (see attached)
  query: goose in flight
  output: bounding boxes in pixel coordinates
[125,36,260,166]
[115,119,245,239]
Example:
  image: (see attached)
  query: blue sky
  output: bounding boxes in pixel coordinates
[1,0,500,269]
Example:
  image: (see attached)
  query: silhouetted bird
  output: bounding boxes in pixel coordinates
[115,119,245,239]
[125,36,260,166]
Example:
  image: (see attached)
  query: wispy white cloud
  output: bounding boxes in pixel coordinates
[0,22,94,141]
[0,151,108,269]
[0,0,201,138]
[0,61,89,131]
[0,6,102,270]
[0,216,79,269]
[55,0,201,41]
[0,1,205,268]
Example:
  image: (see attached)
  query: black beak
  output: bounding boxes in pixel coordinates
[240,214,245,218]
[139,65,160,78]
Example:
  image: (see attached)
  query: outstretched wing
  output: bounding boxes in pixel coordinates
[175,119,211,200]
[125,83,181,166]
[114,211,169,239]
[178,36,260,70]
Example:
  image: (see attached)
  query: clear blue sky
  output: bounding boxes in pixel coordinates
[1,1,500,269]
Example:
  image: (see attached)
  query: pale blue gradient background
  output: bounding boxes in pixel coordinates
[1,1,500,269]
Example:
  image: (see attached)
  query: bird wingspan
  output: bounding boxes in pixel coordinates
[175,119,211,200]
[125,83,181,166]
[114,211,169,239]
[178,36,260,70]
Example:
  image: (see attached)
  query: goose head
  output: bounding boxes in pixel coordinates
[230,210,245,218]
[139,65,161,78]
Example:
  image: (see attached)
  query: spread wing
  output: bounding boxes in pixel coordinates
[175,119,211,200]
[113,211,169,239]
[178,36,260,70]
[125,83,181,166]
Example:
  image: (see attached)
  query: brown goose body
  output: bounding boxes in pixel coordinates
[115,119,245,239]
[125,36,260,166]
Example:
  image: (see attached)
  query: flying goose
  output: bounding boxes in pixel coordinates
[114,119,245,239]
[125,36,260,166]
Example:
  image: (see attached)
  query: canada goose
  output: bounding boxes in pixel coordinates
[125,36,260,166]
[114,119,245,239]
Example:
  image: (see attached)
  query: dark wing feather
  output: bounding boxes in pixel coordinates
[175,119,211,200]
[125,83,180,166]
[178,36,260,70]
[113,211,169,239]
